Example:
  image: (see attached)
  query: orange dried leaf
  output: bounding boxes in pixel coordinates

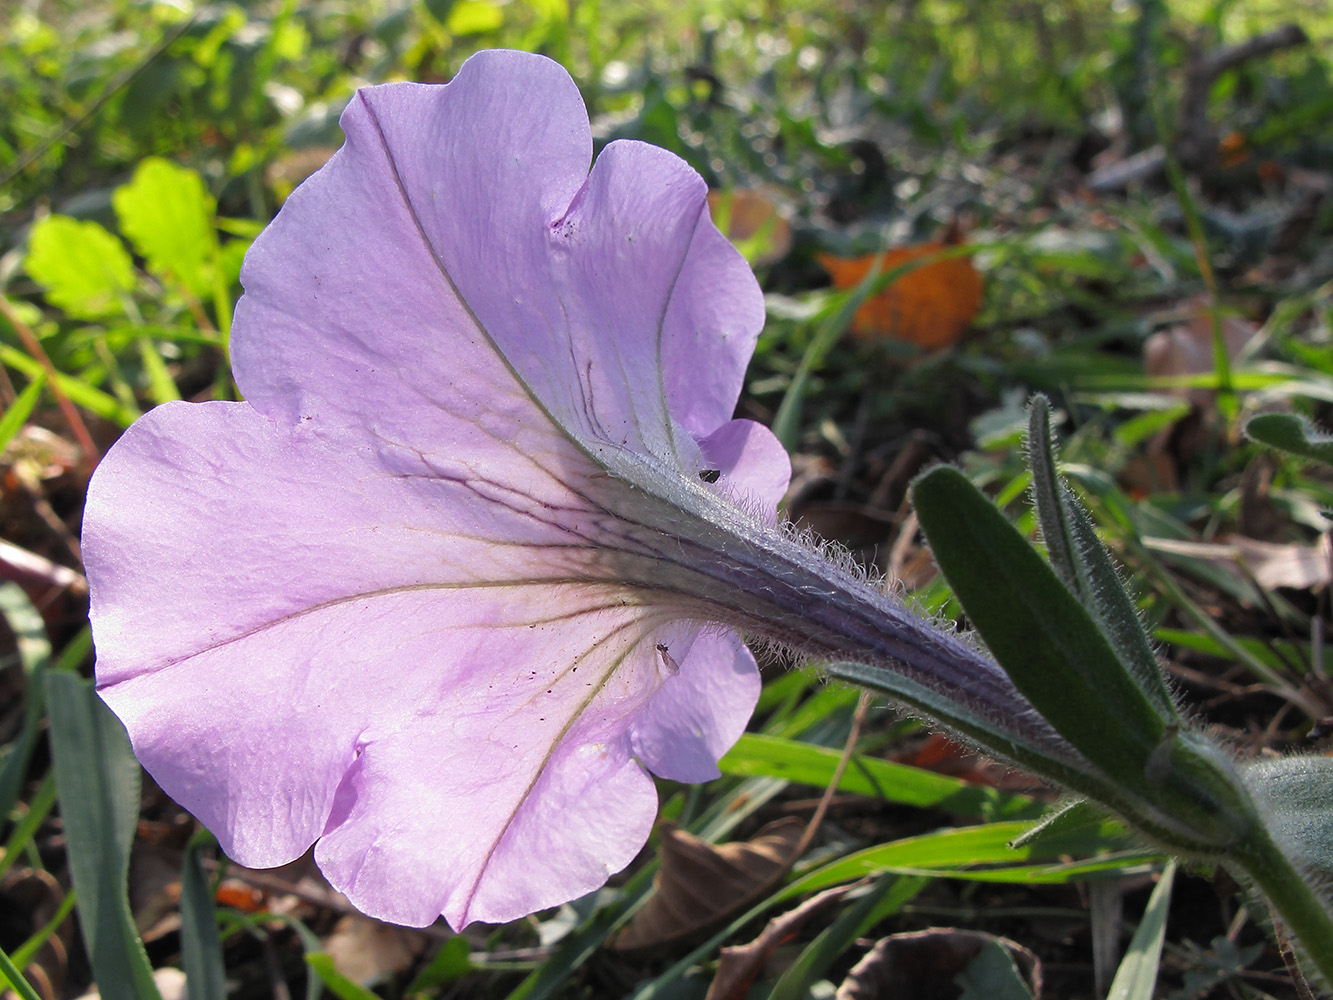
[818,244,983,350]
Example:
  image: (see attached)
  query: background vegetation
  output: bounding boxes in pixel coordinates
[3,0,1333,997]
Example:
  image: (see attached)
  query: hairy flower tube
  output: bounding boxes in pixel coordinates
[83,50,1082,930]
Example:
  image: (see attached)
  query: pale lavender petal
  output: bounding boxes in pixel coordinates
[85,398,732,927]
[700,419,792,520]
[629,627,761,784]
[86,49,781,931]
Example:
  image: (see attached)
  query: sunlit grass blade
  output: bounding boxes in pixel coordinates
[0,944,43,1000]
[9,886,76,971]
[0,344,141,427]
[0,584,51,824]
[0,772,56,882]
[1106,861,1175,1000]
[719,733,1038,819]
[780,818,1144,900]
[0,374,45,454]
[45,672,162,1000]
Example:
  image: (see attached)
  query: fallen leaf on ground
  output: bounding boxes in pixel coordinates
[609,817,806,952]
[835,928,1041,1000]
[1143,297,1256,407]
[818,244,983,350]
[704,884,855,1000]
[322,914,428,986]
[1144,533,1331,593]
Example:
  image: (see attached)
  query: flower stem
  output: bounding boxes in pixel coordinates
[1229,827,1333,992]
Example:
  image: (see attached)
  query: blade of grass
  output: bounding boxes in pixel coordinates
[0,584,51,824]
[0,344,140,427]
[1107,861,1176,1000]
[45,672,162,1000]
[0,296,100,473]
[0,771,57,881]
[306,954,382,1000]
[180,831,227,1000]
[0,374,45,453]
[719,733,1037,819]
[0,944,43,1000]
[10,887,77,969]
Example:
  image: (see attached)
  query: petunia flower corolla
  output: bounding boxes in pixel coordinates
[84,50,1081,930]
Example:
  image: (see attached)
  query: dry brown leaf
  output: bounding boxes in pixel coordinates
[704,884,855,1000]
[817,245,983,350]
[322,915,428,987]
[708,188,793,267]
[1144,533,1331,593]
[1143,297,1257,407]
[834,928,1042,1000]
[1,869,70,1000]
[608,817,806,953]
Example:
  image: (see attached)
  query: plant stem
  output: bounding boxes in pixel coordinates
[1230,827,1333,992]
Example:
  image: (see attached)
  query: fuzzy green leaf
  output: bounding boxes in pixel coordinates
[1245,413,1333,467]
[1026,396,1177,719]
[911,464,1167,786]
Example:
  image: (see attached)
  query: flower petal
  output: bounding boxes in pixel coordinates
[629,627,761,784]
[700,419,792,521]
[85,50,776,930]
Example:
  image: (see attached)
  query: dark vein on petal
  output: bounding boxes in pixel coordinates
[456,614,665,923]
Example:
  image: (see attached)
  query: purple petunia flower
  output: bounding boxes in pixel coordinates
[84,49,1078,930]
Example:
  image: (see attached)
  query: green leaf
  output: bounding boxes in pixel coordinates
[112,157,219,298]
[1106,862,1176,1000]
[1240,757,1333,876]
[1245,413,1333,467]
[779,819,1143,899]
[405,936,472,994]
[25,216,135,319]
[1026,396,1177,720]
[911,464,1167,789]
[44,672,161,1000]
[956,939,1036,1000]
[719,733,1037,819]
[180,832,227,1000]
[444,0,504,33]
[0,374,45,455]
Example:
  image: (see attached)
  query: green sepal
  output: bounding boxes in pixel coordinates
[1026,396,1177,720]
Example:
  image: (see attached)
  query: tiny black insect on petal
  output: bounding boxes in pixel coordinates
[699,468,721,483]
